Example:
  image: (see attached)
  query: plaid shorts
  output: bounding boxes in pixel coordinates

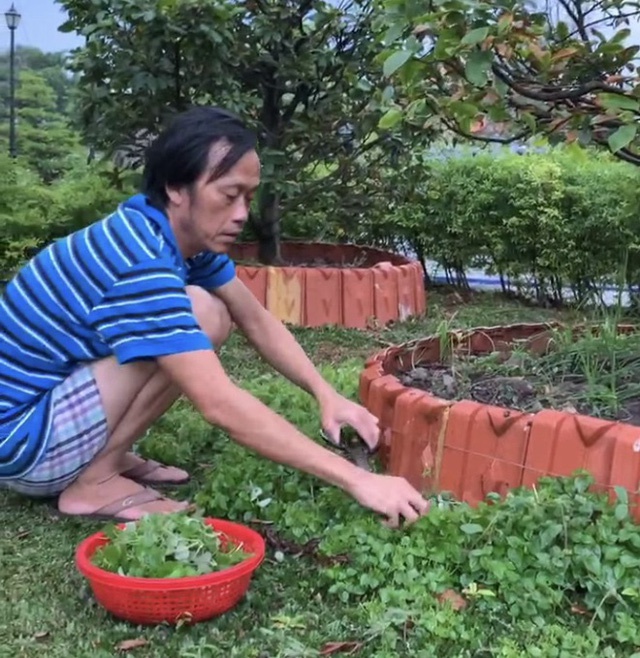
[4,365,109,498]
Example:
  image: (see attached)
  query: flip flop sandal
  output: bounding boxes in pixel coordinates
[57,487,194,523]
[121,458,191,486]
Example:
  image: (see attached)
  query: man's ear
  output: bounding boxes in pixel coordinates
[165,184,185,207]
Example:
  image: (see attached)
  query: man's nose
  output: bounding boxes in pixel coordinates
[231,198,251,222]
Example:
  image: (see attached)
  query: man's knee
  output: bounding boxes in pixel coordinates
[186,285,233,347]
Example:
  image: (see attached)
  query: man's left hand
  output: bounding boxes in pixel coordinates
[320,392,380,451]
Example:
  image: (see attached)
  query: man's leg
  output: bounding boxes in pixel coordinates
[57,286,232,519]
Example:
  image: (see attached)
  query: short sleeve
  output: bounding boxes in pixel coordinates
[186,252,236,290]
[88,261,214,364]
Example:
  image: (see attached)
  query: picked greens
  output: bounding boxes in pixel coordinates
[91,511,253,578]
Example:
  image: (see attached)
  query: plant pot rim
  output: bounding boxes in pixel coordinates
[369,320,640,373]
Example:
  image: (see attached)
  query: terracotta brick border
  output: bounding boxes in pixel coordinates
[359,322,640,519]
[229,241,426,328]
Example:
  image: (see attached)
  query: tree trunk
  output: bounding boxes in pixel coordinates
[255,185,282,265]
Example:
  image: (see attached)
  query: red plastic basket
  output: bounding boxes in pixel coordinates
[75,517,266,626]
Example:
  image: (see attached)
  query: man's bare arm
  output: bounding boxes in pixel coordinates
[212,278,336,405]
[157,347,429,527]
[157,348,361,490]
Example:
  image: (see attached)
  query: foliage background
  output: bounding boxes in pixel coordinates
[5,1,640,310]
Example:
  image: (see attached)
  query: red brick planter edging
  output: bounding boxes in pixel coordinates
[229,242,426,328]
[359,322,640,519]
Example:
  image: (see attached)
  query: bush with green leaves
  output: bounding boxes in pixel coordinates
[0,158,137,280]
[389,145,640,304]
[0,154,55,279]
[280,143,640,308]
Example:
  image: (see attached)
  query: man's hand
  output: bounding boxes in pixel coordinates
[347,470,430,528]
[320,392,430,527]
[320,392,381,451]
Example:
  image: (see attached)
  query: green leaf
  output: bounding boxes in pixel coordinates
[383,50,412,77]
[465,51,493,87]
[614,485,629,505]
[539,522,563,547]
[378,107,403,130]
[608,123,637,152]
[383,23,405,46]
[582,552,602,576]
[382,85,395,103]
[522,112,537,132]
[615,503,629,520]
[599,93,640,112]
[494,74,509,97]
[460,27,490,47]
[460,523,483,535]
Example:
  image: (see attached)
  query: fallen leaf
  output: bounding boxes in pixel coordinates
[366,317,383,331]
[33,631,49,641]
[116,638,149,652]
[319,641,363,655]
[571,603,589,616]
[437,589,467,611]
[16,530,30,539]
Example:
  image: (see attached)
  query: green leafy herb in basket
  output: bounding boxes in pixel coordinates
[91,511,253,578]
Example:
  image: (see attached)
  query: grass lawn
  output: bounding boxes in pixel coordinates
[2,290,638,658]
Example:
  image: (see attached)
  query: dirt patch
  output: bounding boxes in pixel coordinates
[397,333,640,426]
[249,522,350,567]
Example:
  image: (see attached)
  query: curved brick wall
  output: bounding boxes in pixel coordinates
[229,241,426,328]
[359,322,640,518]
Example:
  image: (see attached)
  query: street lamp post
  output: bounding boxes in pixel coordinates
[4,3,20,158]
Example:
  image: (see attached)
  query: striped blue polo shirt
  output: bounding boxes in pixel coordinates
[0,193,236,479]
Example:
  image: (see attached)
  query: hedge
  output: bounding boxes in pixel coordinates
[0,154,137,279]
[406,147,640,305]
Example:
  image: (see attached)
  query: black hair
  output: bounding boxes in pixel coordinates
[141,106,257,209]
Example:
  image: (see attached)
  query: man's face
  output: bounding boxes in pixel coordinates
[166,142,261,256]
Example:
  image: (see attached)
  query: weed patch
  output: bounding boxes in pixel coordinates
[188,365,640,656]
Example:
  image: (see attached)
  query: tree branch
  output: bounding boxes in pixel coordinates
[593,136,640,164]
[441,116,530,143]
[491,61,633,102]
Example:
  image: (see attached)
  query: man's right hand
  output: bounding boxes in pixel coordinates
[346,470,430,528]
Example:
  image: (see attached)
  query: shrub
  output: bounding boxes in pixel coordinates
[0,159,138,279]
[393,145,640,305]
[278,144,640,308]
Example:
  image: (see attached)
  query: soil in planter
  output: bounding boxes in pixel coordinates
[234,256,369,269]
[397,325,640,426]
